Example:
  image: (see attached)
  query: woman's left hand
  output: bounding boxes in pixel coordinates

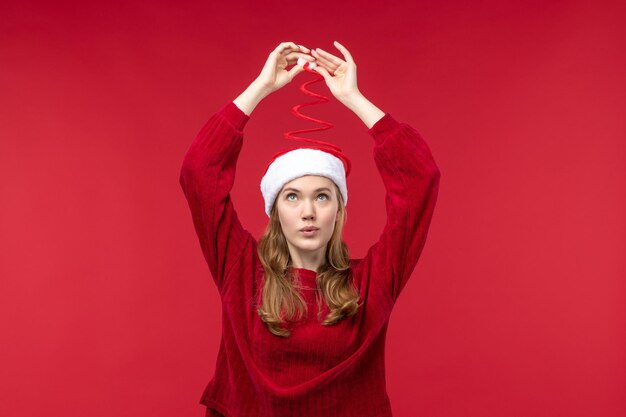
[311,41,361,103]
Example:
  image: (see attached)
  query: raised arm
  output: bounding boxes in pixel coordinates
[312,41,441,302]
[365,114,441,302]
[179,42,315,293]
[179,102,253,292]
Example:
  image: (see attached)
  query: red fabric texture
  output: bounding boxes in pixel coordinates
[179,101,440,417]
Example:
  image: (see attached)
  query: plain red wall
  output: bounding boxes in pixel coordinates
[1,1,624,416]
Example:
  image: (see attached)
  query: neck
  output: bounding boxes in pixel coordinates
[287,243,326,272]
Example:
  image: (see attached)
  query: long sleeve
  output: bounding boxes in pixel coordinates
[179,101,254,293]
[363,113,441,304]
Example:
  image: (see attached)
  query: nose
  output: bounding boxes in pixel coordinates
[301,198,315,220]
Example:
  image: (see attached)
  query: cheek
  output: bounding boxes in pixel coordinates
[278,209,298,229]
[324,207,339,227]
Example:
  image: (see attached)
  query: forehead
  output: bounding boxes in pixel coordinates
[281,175,334,190]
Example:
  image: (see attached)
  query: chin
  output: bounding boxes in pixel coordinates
[296,242,323,252]
[293,238,324,250]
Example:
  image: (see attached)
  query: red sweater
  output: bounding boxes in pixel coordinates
[179,101,440,417]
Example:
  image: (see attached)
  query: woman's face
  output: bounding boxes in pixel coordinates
[275,175,340,257]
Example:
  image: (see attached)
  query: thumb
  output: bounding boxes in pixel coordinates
[287,65,304,81]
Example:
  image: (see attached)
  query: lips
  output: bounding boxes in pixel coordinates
[300,226,319,232]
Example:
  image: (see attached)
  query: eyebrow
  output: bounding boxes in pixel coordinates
[282,187,332,194]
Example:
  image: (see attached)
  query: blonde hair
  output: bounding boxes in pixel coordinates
[256,182,361,337]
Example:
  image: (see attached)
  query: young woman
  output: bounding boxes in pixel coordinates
[179,41,441,417]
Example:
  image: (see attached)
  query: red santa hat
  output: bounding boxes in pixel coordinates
[260,56,351,217]
[260,145,351,217]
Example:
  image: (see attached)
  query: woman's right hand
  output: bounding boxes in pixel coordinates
[254,42,315,95]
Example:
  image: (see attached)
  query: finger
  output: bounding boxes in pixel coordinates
[311,59,336,75]
[287,64,304,80]
[311,50,338,70]
[312,65,332,81]
[296,44,311,53]
[275,41,299,51]
[284,52,315,65]
[313,47,344,66]
[333,41,355,64]
[274,41,302,55]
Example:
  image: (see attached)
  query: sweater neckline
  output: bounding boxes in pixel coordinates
[288,267,317,275]
[288,267,318,283]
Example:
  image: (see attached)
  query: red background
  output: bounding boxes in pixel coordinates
[1,1,624,416]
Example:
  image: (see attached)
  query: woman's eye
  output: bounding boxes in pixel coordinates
[285,193,329,201]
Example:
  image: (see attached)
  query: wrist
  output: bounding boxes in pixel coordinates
[233,80,271,116]
[340,91,366,109]
[249,78,275,99]
[340,91,385,129]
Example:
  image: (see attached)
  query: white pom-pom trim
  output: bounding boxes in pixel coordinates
[260,148,348,217]
[297,57,317,69]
